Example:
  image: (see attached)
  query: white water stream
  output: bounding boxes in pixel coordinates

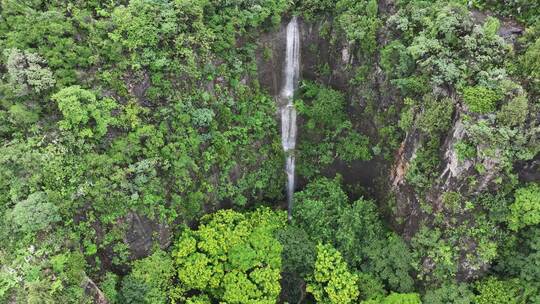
[280,17,300,221]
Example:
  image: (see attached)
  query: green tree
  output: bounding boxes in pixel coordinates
[10,191,60,234]
[296,82,372,177]
[336,0,380,55]
[307,243,359,304]
[363,292,421,304]
[51,86,116,138]
[508,183,540,230]
[4,48,56,96]
[100,272,119,304]
[496,94,529,127]
[294,178,415,291]
[521,38,540,93]
[120,275,149,304]
[173,208,286,303]
[121,250,174,304]
[276,226,316,304]
[423,283,474,304]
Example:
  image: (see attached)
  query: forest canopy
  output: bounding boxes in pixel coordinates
[0,0,539,303]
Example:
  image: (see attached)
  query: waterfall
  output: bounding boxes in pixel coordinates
[280,16,300,221]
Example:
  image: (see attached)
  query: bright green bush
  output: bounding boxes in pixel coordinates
[461,86,500,114]
[100,272,119,304]
[508,183,540,230]
[454,141,477,161]
[475,277,520,304]
[363,292,422,304]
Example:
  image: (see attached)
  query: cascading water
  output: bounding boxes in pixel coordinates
[280,16,300,221]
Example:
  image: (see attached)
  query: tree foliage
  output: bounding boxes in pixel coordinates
[4,48,55,96]
[10,191,60,234]
[0,0,538,302]
[461,86,501,114]
[307,243,359,304]
[508,183,540,231]
[173,208,286,303]
[52,86,117,139]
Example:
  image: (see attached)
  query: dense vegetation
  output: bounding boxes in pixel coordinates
[0,0,538,303]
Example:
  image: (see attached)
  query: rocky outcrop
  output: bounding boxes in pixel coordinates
[257,17,356,96]
[83,275,109,304]
[391,128,421,238]
[123,212,171,260]
[516,155,540,183]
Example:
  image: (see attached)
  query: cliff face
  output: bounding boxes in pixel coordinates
[386,12,539,282]
[257,17,391,198]
[257,18,355,96]
[256,11,538,282]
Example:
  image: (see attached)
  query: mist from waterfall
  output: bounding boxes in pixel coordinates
[280,16,300,221]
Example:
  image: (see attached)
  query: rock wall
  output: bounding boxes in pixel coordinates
[256,12,537,282]
[256,17,390,198]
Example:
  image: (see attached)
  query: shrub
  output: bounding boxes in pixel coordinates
[125,250,175,304]
[497,94,529,127]
[475,277,520,304]
[521,38,540,93]
[461,86,500,114]
[508,183,540,231]
[120,275,149,304]
[363,292,422,304]
[381,41,415,79]
[417,95,454,135]
[337,131,371,162]
[276,226,316,277]
[100,272,119,304]
[423,283,475,304]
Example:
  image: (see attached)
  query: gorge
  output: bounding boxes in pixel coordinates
[0,1,538,303]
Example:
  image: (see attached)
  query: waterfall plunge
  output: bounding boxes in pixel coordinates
[280,17,300,221]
